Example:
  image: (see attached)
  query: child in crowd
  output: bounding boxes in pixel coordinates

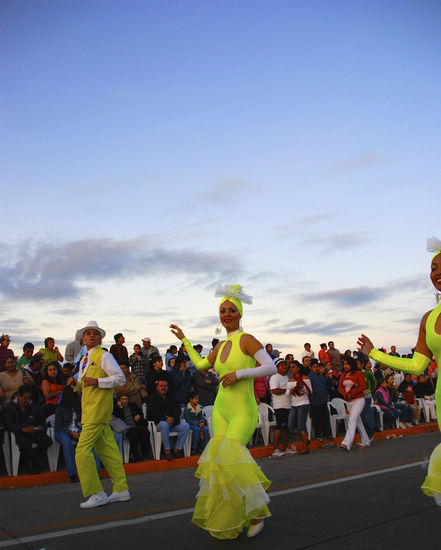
[402,383,422,425]
[183,392,210,454]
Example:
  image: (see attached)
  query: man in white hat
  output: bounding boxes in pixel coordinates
[140,337,159,362]
[75,321,131,509]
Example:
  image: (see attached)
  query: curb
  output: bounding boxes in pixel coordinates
[1,422,438,490]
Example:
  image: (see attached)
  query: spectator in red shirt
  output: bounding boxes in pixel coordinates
[318,343,331,364]
[0,334,14,372]
[110,333,129,365]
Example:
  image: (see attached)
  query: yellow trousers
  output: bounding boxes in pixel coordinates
[75,423,128,497]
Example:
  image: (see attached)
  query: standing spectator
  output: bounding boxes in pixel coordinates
[17,343,34,371]
[300,355,312,376]
[285,353,294,364]
[183,391,210,454]
[140,337,159,363]
[338,357,370,451]
[113,395,149,462]
[192,363,219,406]
[360,359,377,440]
[145,355,171,395]
[109,333,129,365]
[4,385,52,473]
[308,362,331,441]
[22,354,45,404]
[253,375,271,405]
[165,345,178,372]
[41,361,65,419]
[129,344,148,386]
[0,334,14,371]
[65,330,83,364]
[270,359,294,457]
[389,346,400,357]
[287,361,312,454]
[302,343,314,359]
[169,356,194,407]
[327,341,342,372]
[0,356,25,406]
[147,379,190,460]
[318,343,330,364]
[265,343,273,357]
[38,337,64,366]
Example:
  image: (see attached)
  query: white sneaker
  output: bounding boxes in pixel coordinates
[406,423,413,428]
[108,490,131,503]
[272,449,285,457]
[399,422,407,429]
[285,447,298,455]
[434,493,441,507]
[80,491,109,509]
[247,521,264,538]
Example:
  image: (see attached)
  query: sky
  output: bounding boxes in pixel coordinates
[1,0,440,358]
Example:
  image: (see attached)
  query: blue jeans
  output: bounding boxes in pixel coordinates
[156,420,190,450]
[55,431,100,477]
[189,424,210,450]
[394,402,413,423]
[288,405,310,434]
[360,396,375,439]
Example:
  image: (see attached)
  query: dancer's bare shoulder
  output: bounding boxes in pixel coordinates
[240,333,262,356]
[207,341,224,364]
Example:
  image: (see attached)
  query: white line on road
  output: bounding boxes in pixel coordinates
[0,460,428,548]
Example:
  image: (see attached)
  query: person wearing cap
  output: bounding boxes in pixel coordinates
[358,237,441,505]
[170,283,276,539]
[140,337,159,362]
[270,359,295,457]
[74,321,130,509]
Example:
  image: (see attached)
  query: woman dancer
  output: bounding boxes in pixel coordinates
[338,357,371,450]
[358,237,441,504]
[170,284,276,539]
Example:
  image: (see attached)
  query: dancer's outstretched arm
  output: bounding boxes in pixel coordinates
[170,324,218,370]
[357,311,433,375]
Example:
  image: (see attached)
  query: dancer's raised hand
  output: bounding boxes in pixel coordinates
[357,334,374,356]
[170,324,185,341]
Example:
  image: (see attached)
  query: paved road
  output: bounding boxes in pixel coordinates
[1,432,440,549]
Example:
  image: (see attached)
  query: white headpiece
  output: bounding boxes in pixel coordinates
[214,284,253,305]
[427,236,441,255]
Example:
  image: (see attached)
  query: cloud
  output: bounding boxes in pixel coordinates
[328,153,391,174]
[189,315,220,329]
[194,179,257,203]
[0,237,244,302]
[272,318,366,336]
[302,232,370,254]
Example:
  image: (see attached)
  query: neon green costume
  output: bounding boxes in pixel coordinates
[369,300,441,498]
[182,330,271,539]
[75,347,129,497]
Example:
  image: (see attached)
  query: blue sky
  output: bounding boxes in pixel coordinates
[1,0,440,358]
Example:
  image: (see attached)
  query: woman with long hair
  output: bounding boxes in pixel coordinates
[170,284,276,539]
[358,237,441,504]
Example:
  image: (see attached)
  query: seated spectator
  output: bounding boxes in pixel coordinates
[401,383,422,425]
[192,363,219,406]
[22,354,45,404]
[374,379,401,429]
[61,363,76,384]
[398,373,415,393]
[41,361,65,419]
[4,385,52,473]
[386,374,412,428]
[129,344,148,386]
[17,342,34,371]
[183,391,210,454]
[0,334,14,372]
[113,395,149,462]
[38,337,64,366]
[65,330,83,364]
[109,333,129,365]
[164,345,178,372]
[0,356,25,407]
[270,359,294,457]
[169,356,194,407]
[287,361,312,454]
[147,380,190,460]
[414,374,437,420]
[145,355,171,395]
[308,362,332,441]
[115,363,146,409]
[302,343,314,359]
[55,386,100,482]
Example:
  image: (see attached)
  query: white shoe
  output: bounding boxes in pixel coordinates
[285,447,298,455]
[399,422,407,429]
[247,521,264,538]
[108,490,131,503]
[434,493,441,506]
[272,449,285,457]
[80,491,109,509]
[406,423,413,428]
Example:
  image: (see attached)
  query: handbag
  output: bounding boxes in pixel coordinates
[109,417,130,434]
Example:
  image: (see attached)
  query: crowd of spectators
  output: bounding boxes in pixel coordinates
[0,332,438,476]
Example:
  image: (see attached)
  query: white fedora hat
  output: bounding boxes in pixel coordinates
[80,321,106,338]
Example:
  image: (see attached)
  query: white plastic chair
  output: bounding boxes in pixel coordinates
[417,397,436,422]
[202,405,214,438]
[256,403,276,446]
[328,398,349,438]
[2,431,20,476]
[147,420,192,460]
[46,414,61,472]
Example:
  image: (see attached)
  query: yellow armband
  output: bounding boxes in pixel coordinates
[182,337,211,370]
[369,349,430,375]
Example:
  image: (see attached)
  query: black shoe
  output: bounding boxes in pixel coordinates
[165,450,174,461]
[69,474,78,483]
[173,448,184,458]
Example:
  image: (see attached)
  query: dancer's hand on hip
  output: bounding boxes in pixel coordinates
[357,334,374,355]
[170,324,185,340]
[220,372,238,387]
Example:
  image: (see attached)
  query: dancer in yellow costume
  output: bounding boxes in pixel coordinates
[75,321,130,509]
[358,237,441,505]
[170,284,276,539]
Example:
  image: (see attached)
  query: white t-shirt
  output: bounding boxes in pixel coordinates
[269,373,291,409]
[286,378,312,407]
